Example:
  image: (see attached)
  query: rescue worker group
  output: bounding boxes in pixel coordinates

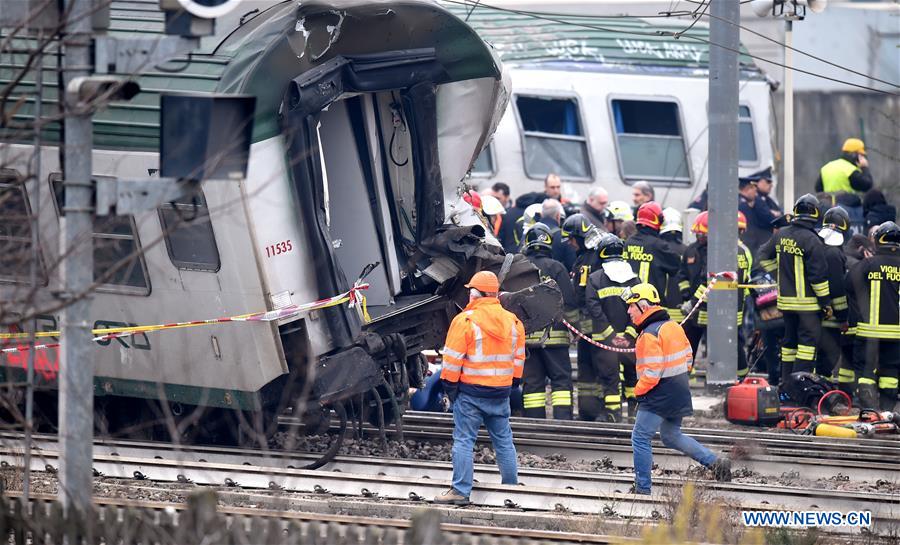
[433,138,899,504]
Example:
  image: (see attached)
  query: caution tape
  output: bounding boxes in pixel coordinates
[0,280,370,352]
[563,271,748,354]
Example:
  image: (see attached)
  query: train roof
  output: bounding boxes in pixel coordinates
[440,3,764,78]
[0,0,501,151]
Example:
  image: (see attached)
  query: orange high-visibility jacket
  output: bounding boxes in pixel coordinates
[634,306,693,397]
[440,297,525,389]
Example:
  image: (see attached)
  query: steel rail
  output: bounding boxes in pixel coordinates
[1,436,898,534]
[1,491,621,544]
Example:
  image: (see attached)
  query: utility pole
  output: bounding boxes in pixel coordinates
[783,19,795,208]
[59,0,95,512]
[705,0,741,385]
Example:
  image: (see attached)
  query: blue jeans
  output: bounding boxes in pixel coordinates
[451,392,518,497]
[631,409,717,493]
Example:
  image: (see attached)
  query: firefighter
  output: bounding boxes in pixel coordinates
[436,271,524,505]
[561,213,603,417]
[623,202,681,299]
[678,211,751,378]
[758,194,833,380]
[816,206,851,381]
[844,222,900,410]
[660,207,687,323]
[606,201,634,238]
[583,233,640,421]
[521,223,578,419]
[623,283,731,494]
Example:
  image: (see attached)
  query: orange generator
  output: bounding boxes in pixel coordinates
[725,377,782,426]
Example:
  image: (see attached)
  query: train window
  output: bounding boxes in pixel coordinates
[0,170,45,284]
[515,96,592,181]
[470,143,495,177]
[49,173,150,293]
[158,189,221,272]
[611,99,691,184]
[739,105,758,165]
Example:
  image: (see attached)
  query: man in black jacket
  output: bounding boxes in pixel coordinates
[521,223,578,419]
[584,233,639,421]
[758,194,833,378]
[843,221,900,410]
[815,207,851,381]
[623,202,681,304]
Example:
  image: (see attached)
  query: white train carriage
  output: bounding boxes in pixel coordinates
[444,5,777,209]
[0,0,513,449]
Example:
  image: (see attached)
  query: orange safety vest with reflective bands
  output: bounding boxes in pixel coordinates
[634,307,693,397]
[440,297,525,389]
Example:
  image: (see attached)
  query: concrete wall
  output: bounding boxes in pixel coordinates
[773,90,900,206]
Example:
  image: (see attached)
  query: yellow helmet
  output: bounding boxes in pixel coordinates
[621,283,661,305]
[608,201,634,222]
[841,138,866,155]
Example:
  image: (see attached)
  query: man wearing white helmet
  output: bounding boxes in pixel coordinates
[606,201,634,238]
[659,208,687,323]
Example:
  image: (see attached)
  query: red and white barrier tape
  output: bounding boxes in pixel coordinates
[563,272,736,353]
[0,280,370,354]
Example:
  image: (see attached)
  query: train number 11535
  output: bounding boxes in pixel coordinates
[265,240,293,258]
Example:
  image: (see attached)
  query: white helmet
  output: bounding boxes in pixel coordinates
[480,194,506,216]
[660,207,683,235]
[608,201,633,222]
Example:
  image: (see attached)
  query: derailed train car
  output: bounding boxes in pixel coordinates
[0,0,557,463]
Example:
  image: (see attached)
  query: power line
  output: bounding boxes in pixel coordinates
[444,0,895,95]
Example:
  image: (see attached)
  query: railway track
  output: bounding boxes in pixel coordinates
[289,411,900,482]
[1,492,620,545]
[1,433,898,535]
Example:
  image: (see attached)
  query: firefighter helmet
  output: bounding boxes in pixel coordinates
[621,282,661,305]
[692,211,709,235]
[636,201,663,230]
[822,206,850,233]
[873,221,900,249]
[597,232,625,260]
[608,201,634,222]
[737,211,748,232]
[561,213,592,240]
[660,207,683,235]
[465,270,500,293]
[793,193,821,222]
[524,222,554,252]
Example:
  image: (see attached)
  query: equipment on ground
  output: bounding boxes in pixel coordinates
[725,377,782,426]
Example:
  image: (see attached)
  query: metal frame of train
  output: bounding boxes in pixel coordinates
[0,0,541,462]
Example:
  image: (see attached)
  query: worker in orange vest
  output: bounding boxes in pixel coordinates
[622,283,731,494]
[434,270,525,505]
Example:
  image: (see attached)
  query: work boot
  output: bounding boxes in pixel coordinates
[596,408,620,423]
[433,489,469,506]
[857,383,879,410]
[629,484,651,495]
[708,458,732,482]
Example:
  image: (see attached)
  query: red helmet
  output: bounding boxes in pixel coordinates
[737,211,747,232]
[636,201,663,230]
[463,190,482,210]
[692,211,709,235]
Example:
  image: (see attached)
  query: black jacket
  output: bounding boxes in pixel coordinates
[758,220,831,312]
[845,248,900,340]
[540,217,577,271]
[523,247,577,345]
[571,247,603,331]
[584,261,639,342]
[623,226,681,297]
[661,234,687,321]
[822,243,849,327]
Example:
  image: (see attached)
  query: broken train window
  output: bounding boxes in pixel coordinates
[611,99,691,184]
[49,173,150,293]
[515,96,591,181]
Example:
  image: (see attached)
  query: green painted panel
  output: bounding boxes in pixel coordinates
[441,4,759,74]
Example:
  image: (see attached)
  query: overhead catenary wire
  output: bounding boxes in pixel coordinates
[446,0,896,95]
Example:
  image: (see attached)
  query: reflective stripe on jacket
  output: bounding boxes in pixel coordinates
[440,297,526,393]
[631,307,694,418]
